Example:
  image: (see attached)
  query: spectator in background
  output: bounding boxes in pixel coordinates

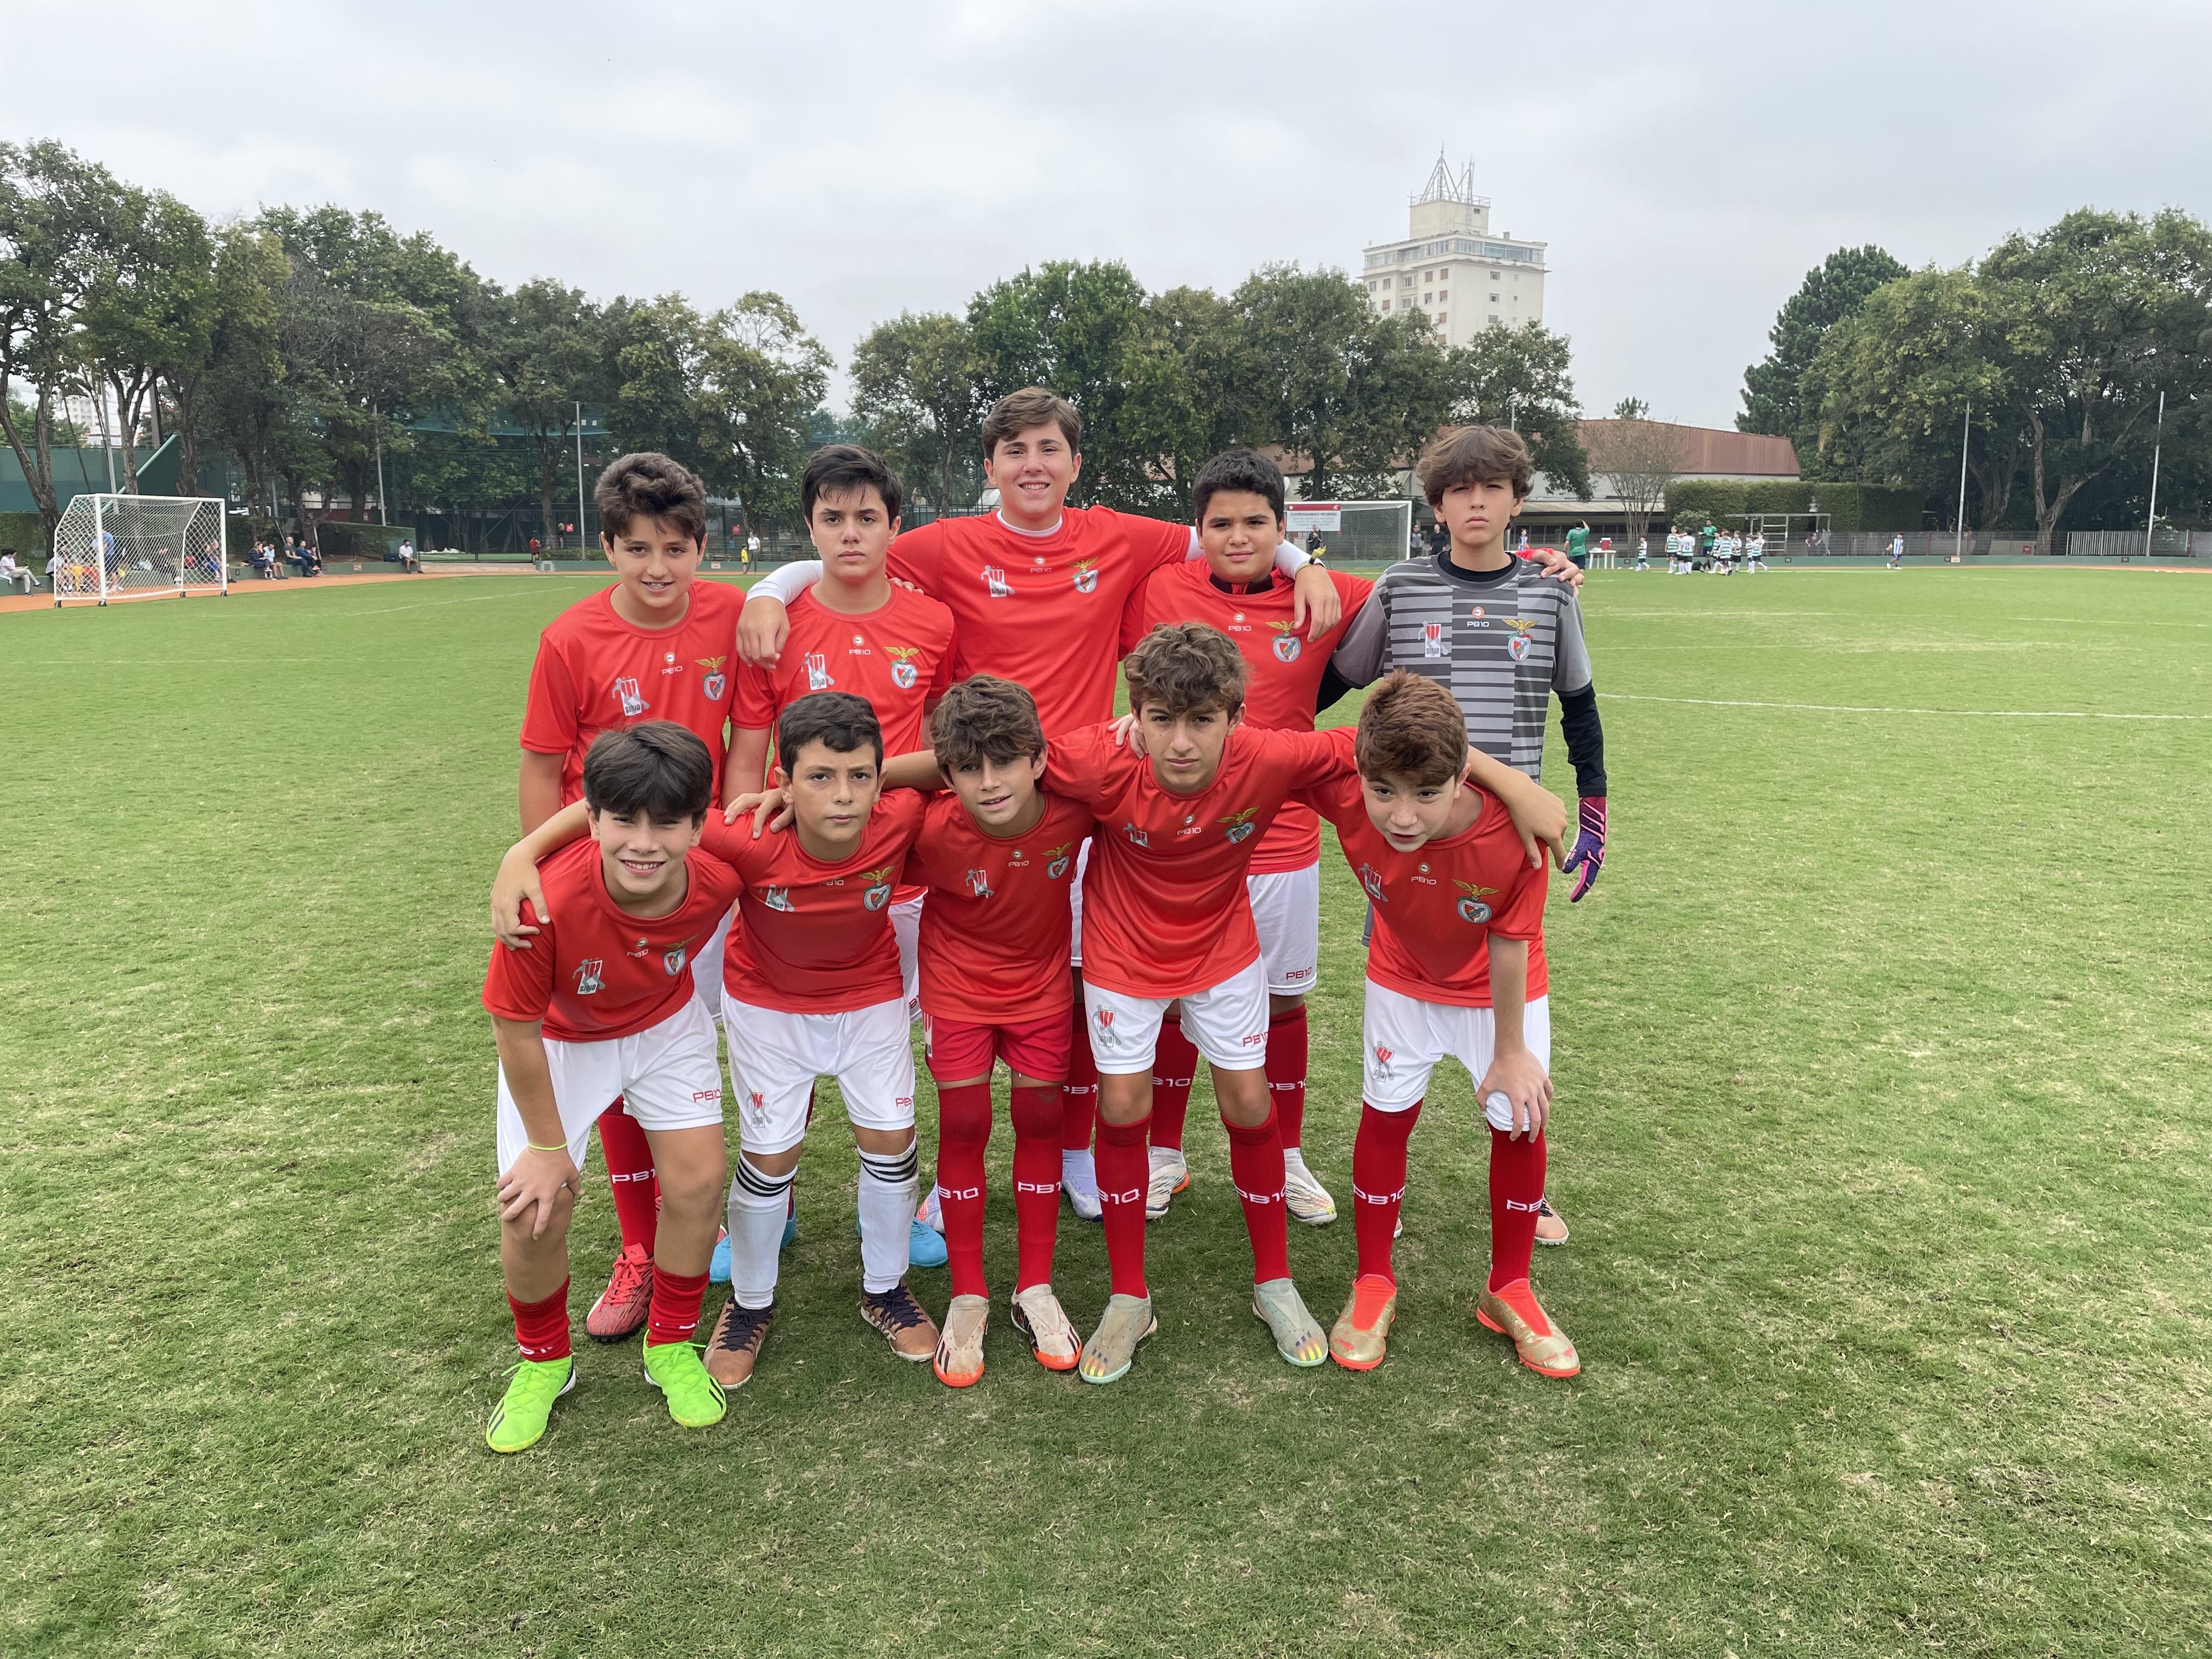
[397,537,417,572]
[0,550,32,594]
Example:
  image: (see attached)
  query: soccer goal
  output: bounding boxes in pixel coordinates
[1285,499,1416,568]
[52,494,228,606]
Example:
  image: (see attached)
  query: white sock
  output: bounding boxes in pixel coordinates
[729,1155,794,1311]
[1282,1146,1312,1180]
[856,1143,919,1294]
[1062,1147,1099,1195]
[1149,1143,1185,1172]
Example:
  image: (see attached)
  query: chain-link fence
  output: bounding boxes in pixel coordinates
[51,495,227,604]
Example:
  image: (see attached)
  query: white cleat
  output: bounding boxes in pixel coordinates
[1145,1149,1189,1222]
[1282,1155,1337,1227]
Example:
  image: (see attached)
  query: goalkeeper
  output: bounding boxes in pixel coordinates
[1325,424,1609,1248]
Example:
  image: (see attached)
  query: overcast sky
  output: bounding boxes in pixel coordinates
[5,0,2206,428]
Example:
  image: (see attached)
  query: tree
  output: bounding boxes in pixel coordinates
[1585,402,1690,549]
[167,222,284,500]
[1143,284,1260,514]
[76,187,215,493]
[1444,321,1590,498]
[605,293,709,471]
[695,291,832,529]
[485,278,607,550]
[1737,245,1908,445]
[850,311,983,512]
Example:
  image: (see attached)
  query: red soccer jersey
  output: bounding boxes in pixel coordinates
[481,838,742,1042]
[520,580,745,805]
[884,507,1192,735]
[1044,723,1353,999]
[701,794,926,1015]
[1123,562,1374,873]
[731,583,956,760]
[905,790,1092,1025]
[1297,731,1549,1008]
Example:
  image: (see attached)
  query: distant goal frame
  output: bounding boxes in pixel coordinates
[51,493,230,607]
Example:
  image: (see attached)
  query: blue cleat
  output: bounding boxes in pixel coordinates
[709,1231,731,1284]
[782,1211,797,1251]
[859,1212,947,1268]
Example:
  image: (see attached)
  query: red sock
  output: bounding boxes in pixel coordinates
[1352,1101,1420,1284]
[1266,1006,1308,1150]
[1062,1005,1097,1153]
[935,1081,993,1299]
[1487,1127,1548,1291]
[1094,1115,1150,1298]
[1148,1015,1198,1152]
[645,1266,709,1346]
[598,1101,659,1254]
[508,1278,572,1362]
[1223,1110,1291,1284]
[1008,1084,1062,1292]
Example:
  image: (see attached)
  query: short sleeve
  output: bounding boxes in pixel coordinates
[731,658,781,730]
[1487,848,1548,940]
[1551,586,1593,695]
[481,907,556,1022]
[1335,569,1376,628]
[1119,569,1164,658]
[520,637,580,756]
[696,809,766,870]
[1329,578,1389,687]
[1257,724,1355,793]
[927,618,957,701]
[1125,509,1197,574]
[1042,727,1126,810]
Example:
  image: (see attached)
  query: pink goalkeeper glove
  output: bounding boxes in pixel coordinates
[1562,797,1607,902]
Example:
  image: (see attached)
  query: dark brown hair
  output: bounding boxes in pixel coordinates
[931,675,1045,772]
[595,452,708,543]
[581,721,714,823]
[1192,448,1285,526]
[777,690,883,771]
[980,387,1081,459]
[803,443,904,524]
[1354,672,1469,787]
[1122,622,1247,719]
[1416,424,1534,505]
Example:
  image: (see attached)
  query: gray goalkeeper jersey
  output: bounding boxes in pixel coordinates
[1330,553,1592,783]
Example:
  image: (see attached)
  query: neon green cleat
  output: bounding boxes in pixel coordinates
[641,1338,727,1429]
[485,1356,575,1454]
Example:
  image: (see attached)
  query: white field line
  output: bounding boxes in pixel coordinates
[1598,692,2211,721]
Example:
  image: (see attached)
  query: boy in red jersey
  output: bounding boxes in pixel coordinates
[515,453,744,1345]
[496,692,940,1386]
[738,388,1344,1218]
[481,724,739,1453]
[1299,674,1578,1378]
[1120,449,1376,1227]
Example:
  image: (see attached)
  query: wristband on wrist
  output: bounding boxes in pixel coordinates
[527,1139,569,1153]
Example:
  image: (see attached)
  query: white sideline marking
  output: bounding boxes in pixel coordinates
[1598,693,2210,721]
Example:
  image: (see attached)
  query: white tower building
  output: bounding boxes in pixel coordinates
[1361,152,1548,347]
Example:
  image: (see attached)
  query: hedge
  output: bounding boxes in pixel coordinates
[313,521,418,562]
[1663,479,1924,532]
[0,511,48,560]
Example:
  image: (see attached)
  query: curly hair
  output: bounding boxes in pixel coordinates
[931,675,1045,771]
[1121,622,1248,718]
[1354,672,1469,787]
[594,452,708,542]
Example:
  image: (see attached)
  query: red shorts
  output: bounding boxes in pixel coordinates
[923,1011,1071,1084]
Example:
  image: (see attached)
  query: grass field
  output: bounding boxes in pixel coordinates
[3,566,2208,1658]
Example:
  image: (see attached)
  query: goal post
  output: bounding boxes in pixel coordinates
[52,494,228,607]
[1285,499,1415,568]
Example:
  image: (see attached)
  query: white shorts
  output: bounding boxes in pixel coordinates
[891,893,923,1024]
[1067,838,1093,968]
[693,908,733,1024]
[1085,958,1269,1076]
[723,995,917,1156]
[494,996,724,1177]
[1246,862,1321,995]
[1361,979,1551,1130]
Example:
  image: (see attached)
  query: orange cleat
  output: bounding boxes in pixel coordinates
[585,1242,654,1342]
[1475,1279,1579,1378]
[934,1294,988,1388]
[1329,1274,1398,1371]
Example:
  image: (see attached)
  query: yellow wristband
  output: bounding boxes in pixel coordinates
[527,1139,569,1153]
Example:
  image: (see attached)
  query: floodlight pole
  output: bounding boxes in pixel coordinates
[1954,405,1970,563]
[575,402,589,555]
[100,388,117,492]
[2144,389,2165,560]
[373,402,389,526]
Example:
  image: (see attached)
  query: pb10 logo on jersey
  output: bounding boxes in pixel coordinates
[1421,622,1446,658]
[964,868,993,899]
[613,677,648,716]
[804,651,833,691]
[573,959,605,995]
[982,566,1011,597]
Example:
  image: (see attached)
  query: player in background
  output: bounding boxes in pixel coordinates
[1634,535,1650,571]
[736,388,1344,1220]
[1118,449,1376,1227]
[1329,425,1609,1248]
[1888,532,1905,570]
[725,443,956,1271]
[1746,530,1767,573]
[1297,676,1576,1377]
[515,452,743,1345]
[481,725,740,1451]
[498,693,940,1384]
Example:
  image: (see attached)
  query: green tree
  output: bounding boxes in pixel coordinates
[170,224,285,502]
[1737,245,1908,444]
[1444,321,1590,498]
[485,278,607,551]
[77,187,215,493]
[1143,284,1257,514]
[604,292,708,472]
[849,311,983,512]
[695,291,832,528]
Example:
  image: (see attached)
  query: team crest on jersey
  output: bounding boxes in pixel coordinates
[1421,622,1447,658]
[1506,634,1531,662]
[1220,806,1260,844]
[983,566,1011,597]
[964,868,993,899]
[761,886,793,912]
[1355,863,1386,902]
[663,944,687,976]
[697,656,727,701]
[573,959,605,995]
[1071,558,1098,594]
[1372,1043,1393,1077]
[1046,841,1075,878]
[885,645,921,690]
[614,676,648,716]
[1269,621,1302,662]
[1455,881,1498,924]
[804,651,833,691]
[861,865,896,910]
[1121,821,1149,848]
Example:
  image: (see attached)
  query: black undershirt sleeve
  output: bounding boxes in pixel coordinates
[1314,662,1358,721]
[1558,683,1607,799]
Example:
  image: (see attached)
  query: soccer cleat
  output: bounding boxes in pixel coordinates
[917,1185,945,1234]
[585,1243,653,1342]
[1252,1277,1328,1367]
[641,1336,728,1428]
[1476,1279,1581,1379]
[1063,1153,1103,1222]
[782,1211,798,1250]
[934,1293,989,1388]
[484,1356,574,1454]
[708,1226,731,1284]
[1144,1150,1189,1222]
[704,1299,773,1389]
[1009,1283,1081,1373]
[1534,1197,1570,1247]
[853,1212,948,1268]
[861,1282,939,1362]
[1282,1158,1338,1227]
[1329,1274,1398,1372]
[1079,1293,1157,1385]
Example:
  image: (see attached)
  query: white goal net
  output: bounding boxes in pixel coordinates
[52,494,228,606]
[1285,499,1416,567]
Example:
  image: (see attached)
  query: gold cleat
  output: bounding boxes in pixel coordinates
[1328,1274,1398,1371]
[1476,1280,1579,1378]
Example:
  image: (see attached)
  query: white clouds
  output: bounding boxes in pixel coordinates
[3,0,2203,426]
